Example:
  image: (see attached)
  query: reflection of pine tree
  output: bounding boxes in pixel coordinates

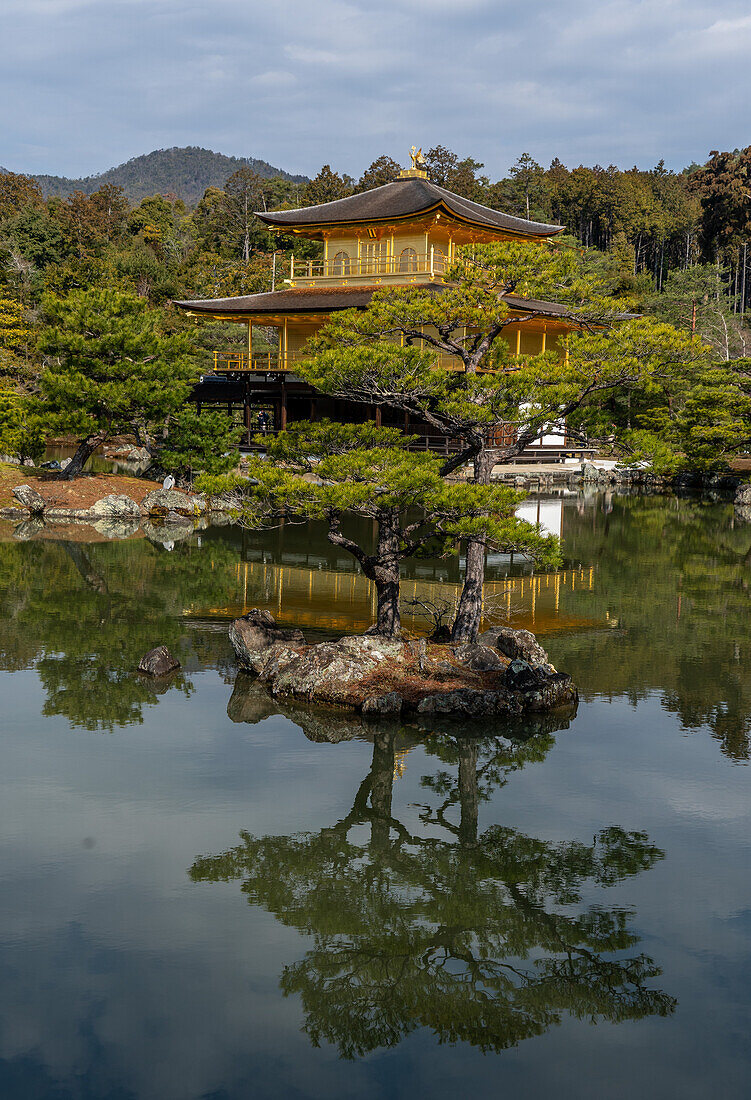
[191,731,675,1059]
[0,534,250,729]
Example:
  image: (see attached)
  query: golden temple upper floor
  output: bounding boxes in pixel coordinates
[256,173,564,290]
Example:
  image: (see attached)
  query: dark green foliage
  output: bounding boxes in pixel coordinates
[161,407,243,478]
[3,206,71,269]
[646,264,749,360]
[424,145,487,200]
[38,288,198,475]
[690,147,751,258]
[302,165,354,207]
[0,142,748,480]
[356,155,401,191]
[0,390,45,463]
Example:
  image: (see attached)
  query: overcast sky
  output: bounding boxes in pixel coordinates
[3,0,750,180]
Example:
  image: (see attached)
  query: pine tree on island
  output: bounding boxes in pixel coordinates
[199,420,559,639]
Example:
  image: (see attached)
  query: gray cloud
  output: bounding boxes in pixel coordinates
[2,0,749,179]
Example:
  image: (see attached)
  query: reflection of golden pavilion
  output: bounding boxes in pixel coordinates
[187,560,598,638]
[175,149,578,456]
[393,749,410,781]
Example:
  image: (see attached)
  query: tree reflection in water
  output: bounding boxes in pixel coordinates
[191,714,675,1058]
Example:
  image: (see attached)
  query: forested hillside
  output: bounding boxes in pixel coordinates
[33,147,307,205]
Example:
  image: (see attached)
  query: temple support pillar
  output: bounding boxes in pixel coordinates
[243,380,251,445]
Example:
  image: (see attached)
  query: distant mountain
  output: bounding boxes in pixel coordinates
[32,146,307,206]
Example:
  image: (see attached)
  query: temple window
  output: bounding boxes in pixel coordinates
[399,247,418,273]
[361,240,388,274]
[331,250,350,275]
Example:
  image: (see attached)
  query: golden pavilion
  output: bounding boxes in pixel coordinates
[175,150,579,457]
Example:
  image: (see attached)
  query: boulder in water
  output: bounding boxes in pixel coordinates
[137,646,181,676]
[505,659,542,692]
[451,642,505,671]
[362,691,404,716]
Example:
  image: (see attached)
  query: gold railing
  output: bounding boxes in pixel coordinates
[290,250,450,282]
[212,348,470,374]
[212,351,309,373]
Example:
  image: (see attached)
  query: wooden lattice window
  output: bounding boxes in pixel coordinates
[399,247,418,273]
[331,250,350,276]
[361,240,388,274]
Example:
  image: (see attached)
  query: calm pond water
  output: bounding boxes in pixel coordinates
[0,492,749,1099]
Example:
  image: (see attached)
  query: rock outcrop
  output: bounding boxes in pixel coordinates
[229,609,306,673]
[479,626,553,671]
[12,484,45,514]
[141,489,206,517]
[228,612,577,721]
[89,494,142,520]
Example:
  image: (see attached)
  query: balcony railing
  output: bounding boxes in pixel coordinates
[289,250,450,282]
[211,348,507,375]
[212,351,308,373]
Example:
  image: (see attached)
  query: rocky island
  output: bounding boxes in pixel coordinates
[229,609,577,721]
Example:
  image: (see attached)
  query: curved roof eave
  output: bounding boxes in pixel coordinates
[173,284,591,321]
[255,178,564,238]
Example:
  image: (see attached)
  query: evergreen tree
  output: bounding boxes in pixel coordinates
[302,165,353,207]
[424,145,487,199]
[38,288,197,477]
[691,147,751,260]
[356,155,402,192]
[646,265,750,360]
[0,390,45,464]
[508,153,547,221]
[161,406,243,480]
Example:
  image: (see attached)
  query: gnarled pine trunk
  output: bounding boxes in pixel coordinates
[327,509,402,638]
[60,433,107,479]
[367,511,402,637]
[451,447,494,643]
[451,534,486,643]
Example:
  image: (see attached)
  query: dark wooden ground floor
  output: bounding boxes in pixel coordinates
[191,372,590,463]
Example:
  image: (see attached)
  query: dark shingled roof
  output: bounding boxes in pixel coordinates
[175,286,387,315]
[174,284,577,319]
[256,177,563,238]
